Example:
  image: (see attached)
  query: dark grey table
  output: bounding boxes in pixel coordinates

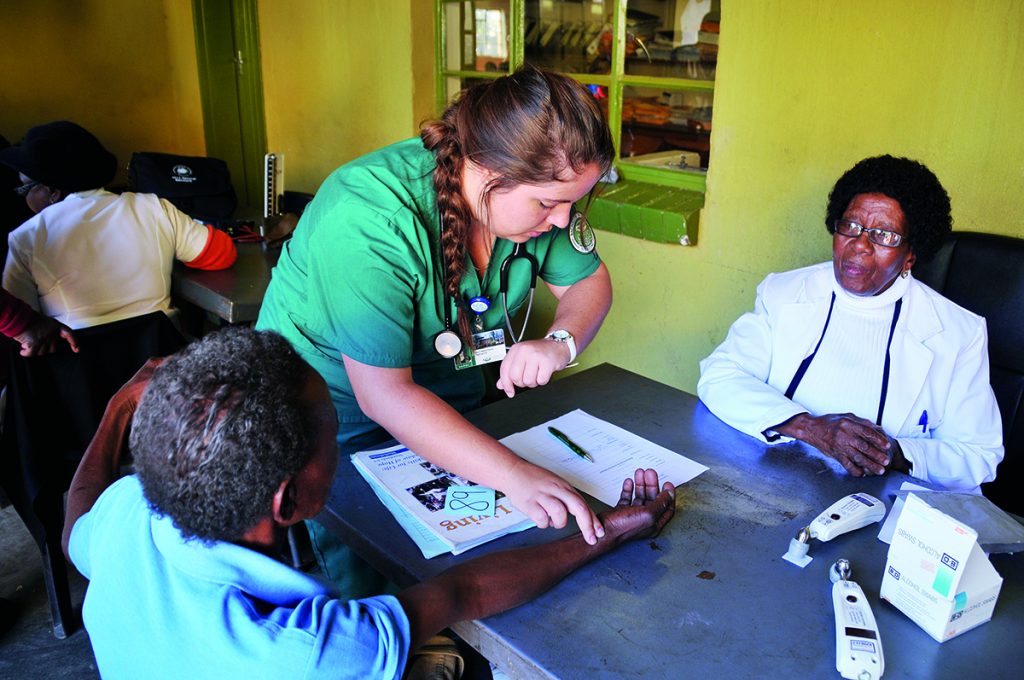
[318,364,1023,679]
[171,241,280,324]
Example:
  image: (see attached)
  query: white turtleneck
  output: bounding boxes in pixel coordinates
[791,271,911,422]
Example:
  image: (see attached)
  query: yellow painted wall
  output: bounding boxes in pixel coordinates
[552,0,1024,393]
[3,1,1020,400]
[0,0,204,185]
[0,0,428,198]
[258,0,429,194]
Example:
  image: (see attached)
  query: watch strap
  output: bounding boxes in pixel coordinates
[545,329,577,364]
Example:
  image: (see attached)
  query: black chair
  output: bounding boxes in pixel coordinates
[0,311,185,638]
[913,231,1024,515]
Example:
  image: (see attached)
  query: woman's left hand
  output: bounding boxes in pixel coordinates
[496,337,571,397]
[776,412,893,476]
[494,264,612,397]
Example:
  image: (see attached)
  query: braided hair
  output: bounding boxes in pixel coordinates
[420,65,614,342]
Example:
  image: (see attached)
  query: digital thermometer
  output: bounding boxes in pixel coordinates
[783,493,886,567]
[831,559,884,679]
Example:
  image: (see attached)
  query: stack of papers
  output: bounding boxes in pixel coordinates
[352,409,708,559]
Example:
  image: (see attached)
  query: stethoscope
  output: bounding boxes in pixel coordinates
[434,209,596,359]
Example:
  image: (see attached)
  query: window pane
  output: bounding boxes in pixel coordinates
[443,1,510,73]
[444,75,503,103]
[623,0,717,81]
[524,0,613,75]
[620,86,713,170]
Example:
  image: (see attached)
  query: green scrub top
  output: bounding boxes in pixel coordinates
[256,138,601,450]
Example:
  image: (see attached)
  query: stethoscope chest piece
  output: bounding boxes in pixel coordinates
[434,329,462,358]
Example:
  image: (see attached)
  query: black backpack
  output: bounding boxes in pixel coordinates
[128,151,236,223]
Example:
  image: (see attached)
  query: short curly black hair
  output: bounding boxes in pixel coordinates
[825,155,952,262]
[131,328,318,543]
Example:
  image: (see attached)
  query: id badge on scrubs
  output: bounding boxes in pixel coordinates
[454,328,507,370]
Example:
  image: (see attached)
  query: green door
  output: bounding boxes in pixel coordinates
[193,0,267,215]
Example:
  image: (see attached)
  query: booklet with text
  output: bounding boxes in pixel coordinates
[351,445,535,559]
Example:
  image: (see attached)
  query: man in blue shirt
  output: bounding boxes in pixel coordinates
[62,328,675,679]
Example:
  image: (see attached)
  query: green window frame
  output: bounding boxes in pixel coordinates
[435,1,717,244]
[434,1,715,191]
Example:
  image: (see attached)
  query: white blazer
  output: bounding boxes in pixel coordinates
[698,262,1003,492]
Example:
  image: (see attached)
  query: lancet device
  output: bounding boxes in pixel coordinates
[783,493,886,567]
[830,559,884,679]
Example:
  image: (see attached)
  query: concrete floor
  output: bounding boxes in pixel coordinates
[0,503,99,679]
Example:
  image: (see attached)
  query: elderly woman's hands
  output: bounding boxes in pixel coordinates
[775,412,910,476]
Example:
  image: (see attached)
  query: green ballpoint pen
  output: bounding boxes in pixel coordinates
[547,426,595,462]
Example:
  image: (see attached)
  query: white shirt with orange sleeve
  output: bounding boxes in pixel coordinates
[3,189,236,329]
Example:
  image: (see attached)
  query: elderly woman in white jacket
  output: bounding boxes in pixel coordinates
[698,155,1002,492]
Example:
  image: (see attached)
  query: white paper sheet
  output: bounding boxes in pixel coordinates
[501,409,708,505]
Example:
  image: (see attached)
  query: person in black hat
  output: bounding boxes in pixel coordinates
[0,121,117,214]
[0,121,236,330]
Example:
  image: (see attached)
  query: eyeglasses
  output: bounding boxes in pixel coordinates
[834,219,904,248]
[13,181,40,197]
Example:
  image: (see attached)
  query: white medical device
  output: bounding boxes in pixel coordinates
[830,559,884,679]
[263,152,284,218]
[783,493,886,567]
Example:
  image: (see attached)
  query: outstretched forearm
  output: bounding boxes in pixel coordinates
[398,531,609,647]
[397,472,675,650]
[345,355,604,543]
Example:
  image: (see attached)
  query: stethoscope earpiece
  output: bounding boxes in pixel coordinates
[499,243,539,344]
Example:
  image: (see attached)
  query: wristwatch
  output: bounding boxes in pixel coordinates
[545,329,577,364]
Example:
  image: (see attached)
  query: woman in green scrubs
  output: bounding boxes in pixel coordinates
[257,66,615,550]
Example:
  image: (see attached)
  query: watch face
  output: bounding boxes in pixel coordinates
[550,330,570,341]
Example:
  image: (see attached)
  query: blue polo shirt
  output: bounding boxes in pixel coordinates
[69,476,410,679]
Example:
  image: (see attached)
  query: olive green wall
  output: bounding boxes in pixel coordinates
[548,0,1024,394]
[258,0,431,194]
[0,0,205,185]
